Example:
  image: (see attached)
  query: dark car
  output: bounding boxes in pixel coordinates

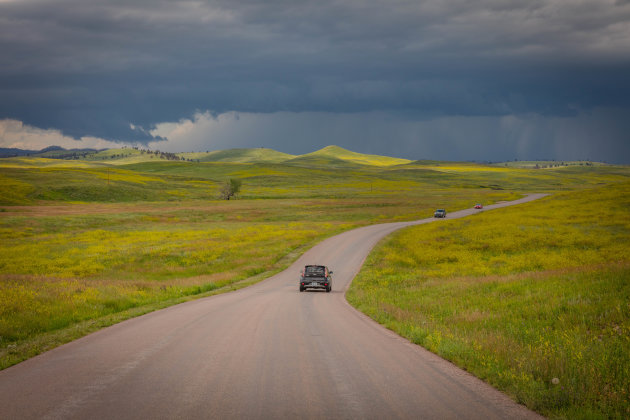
[299,265,332,292]
[434,209,446,218]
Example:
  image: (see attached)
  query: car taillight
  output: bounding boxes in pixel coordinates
[324,283,328,286]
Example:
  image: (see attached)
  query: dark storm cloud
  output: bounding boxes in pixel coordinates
[1,0,629,159]
[148,108,630,164]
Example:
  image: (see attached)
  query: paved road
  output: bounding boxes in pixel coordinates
[0,195,547,419]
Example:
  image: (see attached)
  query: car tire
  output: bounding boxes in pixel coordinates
[326,286,331,293]
[299,286,305,292]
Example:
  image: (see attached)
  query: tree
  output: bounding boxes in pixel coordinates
[219,178,242,200]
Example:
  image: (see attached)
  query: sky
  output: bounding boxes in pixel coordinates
[1,0,629,163]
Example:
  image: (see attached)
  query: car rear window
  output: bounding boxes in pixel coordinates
[304,266,325,276]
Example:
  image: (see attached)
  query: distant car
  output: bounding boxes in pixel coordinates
[474,204,483,209]
[300,265,333,292]
[434,209,446,218]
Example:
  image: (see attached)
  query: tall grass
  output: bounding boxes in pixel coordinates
[347,182,630,419]
[0,213,350,346]
[0,190,518,369]
[2,156,628,205]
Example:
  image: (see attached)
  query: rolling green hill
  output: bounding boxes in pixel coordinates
[16,145,412,167]
[179,148,295,163]
[176,145,410,167]
[290,145,411,167]
[2,145,628,205]
[32,147,99,160]
[82,148,151,164]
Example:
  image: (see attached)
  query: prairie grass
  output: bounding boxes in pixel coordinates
[347,182,630,419]
[0,192,517,368]
[0,206,351,352]
[2,151,630,419]
[2,156,627,206]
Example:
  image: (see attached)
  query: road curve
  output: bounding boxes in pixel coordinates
[0,194,547,420]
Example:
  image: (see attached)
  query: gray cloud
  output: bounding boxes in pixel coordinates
[148,108,630,164]
[0,0,629,160]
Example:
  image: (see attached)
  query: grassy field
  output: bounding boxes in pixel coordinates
[1,146,629,419]
[0,148,527,368]
[347,181,630,419]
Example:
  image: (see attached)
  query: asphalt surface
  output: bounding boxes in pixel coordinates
[0,194,547,419]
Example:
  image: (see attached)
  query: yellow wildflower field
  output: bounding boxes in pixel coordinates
[348,182,630,419]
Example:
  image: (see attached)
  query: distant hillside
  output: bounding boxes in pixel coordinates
[39,146,65,152]
[287,145,411,167]
[1,145,412,168]
[179,148,295,163]
[0,146,96,159]
[0,146,99,159]
[82,148,157,164]
[36,148,100,159]
[0,148,38,158]
[494,160,607,169]
[84,147,209,165]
